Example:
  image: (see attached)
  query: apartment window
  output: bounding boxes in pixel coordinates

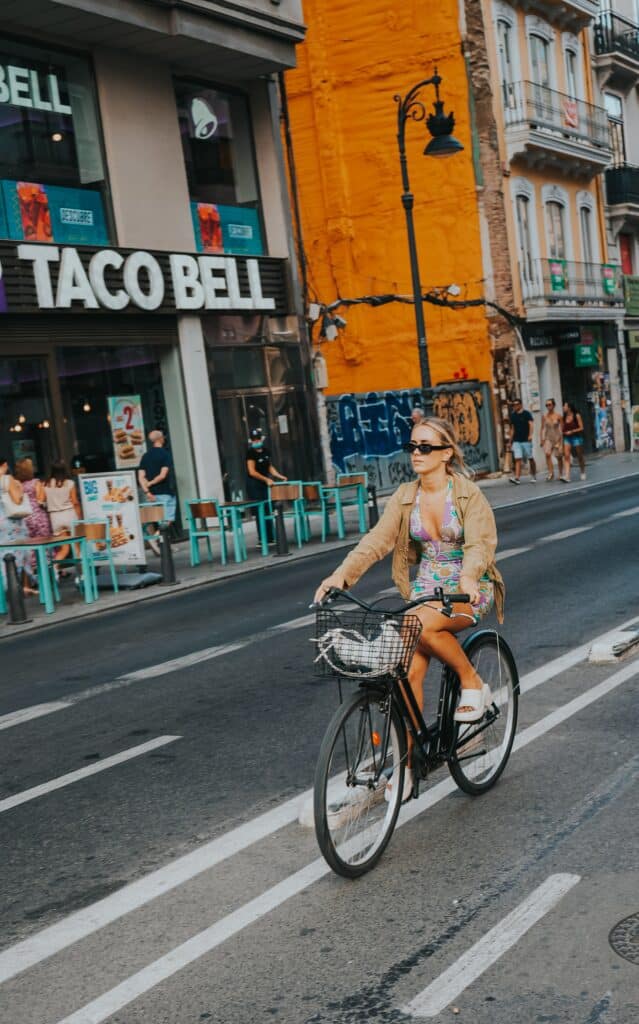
[530,35,551,88]
[546,201,567,259]
[605,92,626,167]
[497,19,515,106]
[175,78,264,256]
[565,49,579,99]
[580,206,594,265]
[0,36,110,244]
[516,194,535,283]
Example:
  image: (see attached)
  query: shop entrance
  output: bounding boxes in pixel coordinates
[215,389,314,499]
[558,348,615,453]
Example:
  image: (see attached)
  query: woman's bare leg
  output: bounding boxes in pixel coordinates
[576,444,586,474]
[563,444,571,480]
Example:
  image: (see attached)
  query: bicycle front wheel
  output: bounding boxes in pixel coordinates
[314,689,407,878]
[448,630,519,795]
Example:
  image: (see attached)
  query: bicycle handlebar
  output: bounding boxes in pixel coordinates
[310,586,471,615]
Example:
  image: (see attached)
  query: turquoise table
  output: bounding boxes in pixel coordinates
[218,500,269,561]
[0,535,95,615]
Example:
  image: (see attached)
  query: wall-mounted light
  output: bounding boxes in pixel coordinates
[18,414,26,423]
[13,424,22,432]
[51,132,63,143]
[83,401,91,413]
[42,420,50,429]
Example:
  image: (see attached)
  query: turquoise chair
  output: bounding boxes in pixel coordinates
[303,482,345,541]
[75,520,119,594]
[185,499,228,567]
[335,472,368,534]
[265,481,307,548]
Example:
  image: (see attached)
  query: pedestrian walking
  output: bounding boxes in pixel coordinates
[561,402,586,482]
[508,398,536,484]
[314,417,504,802]
[138,430,176,555]
[14,458,51,576]
[245,428,287,546]
[409,407,424,427]
[0,456,37,595]
[44,460,82,570]
[540,399,563,481]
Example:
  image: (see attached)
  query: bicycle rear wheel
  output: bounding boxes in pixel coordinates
[448,630,518,795]
[314,688,406,878]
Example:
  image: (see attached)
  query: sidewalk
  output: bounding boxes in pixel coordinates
[2,451,637,639]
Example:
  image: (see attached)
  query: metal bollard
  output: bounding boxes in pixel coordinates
[3,553,31,624]
[367,484,379,529]
[274,503,290,557]
[159,523,178,585]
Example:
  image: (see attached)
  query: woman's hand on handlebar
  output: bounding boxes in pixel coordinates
[459,575,480,606]
[314,571,347,606]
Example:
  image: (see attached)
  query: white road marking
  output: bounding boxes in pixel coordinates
[402,873,581,1018]
[496,546,531,560]
[538,525,592,543]
[491,469,639,511]
[4,652,636,1003]
[611,505,639,519]
[0,701,69,732]
[0,736,180,815]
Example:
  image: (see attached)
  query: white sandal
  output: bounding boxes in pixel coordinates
[454,683,492,723]
[384,767,414,804]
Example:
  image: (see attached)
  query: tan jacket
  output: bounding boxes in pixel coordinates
[336,474,505,622]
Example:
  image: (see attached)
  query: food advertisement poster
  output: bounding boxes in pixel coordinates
[190,202,263,256]
[78,471,145,566]
[1,179,109,246]
[107,395,146,469]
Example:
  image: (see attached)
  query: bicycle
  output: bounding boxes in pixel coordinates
[311,587,519,878]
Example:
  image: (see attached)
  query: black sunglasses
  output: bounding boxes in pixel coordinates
[403,441,452,455]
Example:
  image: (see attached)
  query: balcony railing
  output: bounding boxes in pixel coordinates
[503,81,610,151]
[594,12,639,63]
[606,164,639,207]
[521,259,623,306]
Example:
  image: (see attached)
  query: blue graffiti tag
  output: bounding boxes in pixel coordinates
[327,390,422,473]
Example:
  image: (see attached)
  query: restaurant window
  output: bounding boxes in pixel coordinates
[175,79,264,258]
[0,36,110,245]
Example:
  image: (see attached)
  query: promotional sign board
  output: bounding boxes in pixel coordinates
[191,202,264,257]
[107,395,146,468]
[78,470,145,566]
[549,259,567,291]
[1,179,109,246]
[574,343,599,367]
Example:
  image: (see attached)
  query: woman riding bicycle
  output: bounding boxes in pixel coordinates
[314,417,504,798]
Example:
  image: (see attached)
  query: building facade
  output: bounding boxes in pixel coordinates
[592,0,639,447]
[283,0,500,484]
[480,0,626,457]
[0,1,318,514]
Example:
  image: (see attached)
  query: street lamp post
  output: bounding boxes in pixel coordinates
[394,71,464,401]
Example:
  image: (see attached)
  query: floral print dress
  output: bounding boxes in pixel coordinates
[409,480,494,622]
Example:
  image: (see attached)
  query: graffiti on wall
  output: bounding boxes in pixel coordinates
[326,389,421,490]
[327,383,496,489]
[432,385,492,474]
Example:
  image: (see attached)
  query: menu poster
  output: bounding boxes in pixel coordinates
[107,395,147,469]
[79,470,145,566]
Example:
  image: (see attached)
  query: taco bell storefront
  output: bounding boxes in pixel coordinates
[0,240,297,512]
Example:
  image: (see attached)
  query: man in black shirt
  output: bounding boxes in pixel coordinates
[138,430,176,553]
[246,428,287,544]
[509,399,536,484]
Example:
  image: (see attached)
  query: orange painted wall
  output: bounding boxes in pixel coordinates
[286,0,492,395]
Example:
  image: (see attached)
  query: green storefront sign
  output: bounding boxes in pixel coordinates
[624,275,639,316]
[549,259,567,291]
[602,265,618,295]
[574,343,599,367]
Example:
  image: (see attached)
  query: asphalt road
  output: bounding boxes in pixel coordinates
[0,475,638,1023]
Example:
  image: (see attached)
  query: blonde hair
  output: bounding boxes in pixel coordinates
[412,416,473,479]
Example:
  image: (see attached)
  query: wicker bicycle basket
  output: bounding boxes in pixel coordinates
[313,607,422,680]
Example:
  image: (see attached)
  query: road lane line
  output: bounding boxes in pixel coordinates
[3,652,636,999]
[402,873,581,1018]
[0,701,70,732]
[496,546,531,560]
[537,526,592,543]
[48,660,635,1024]
[611,505,639,519]
[0,736,181,814]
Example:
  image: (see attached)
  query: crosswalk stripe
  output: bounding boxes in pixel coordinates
[0,736,181,814]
